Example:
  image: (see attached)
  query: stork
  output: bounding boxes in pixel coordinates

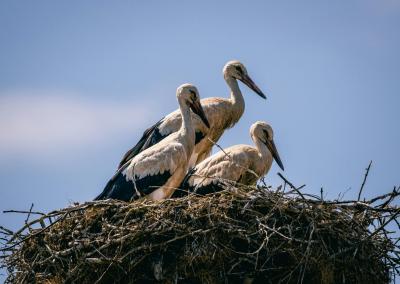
[172,121,284,197]
[117,60,266,170]
[95,84,209,201]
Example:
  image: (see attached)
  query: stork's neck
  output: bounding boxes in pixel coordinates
[178,101,194,139]
[254,137,270,160]
[225,76,245,115]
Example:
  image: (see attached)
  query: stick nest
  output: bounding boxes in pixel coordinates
[1,185,400,283]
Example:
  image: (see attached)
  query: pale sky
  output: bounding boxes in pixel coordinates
[1,1,399,280]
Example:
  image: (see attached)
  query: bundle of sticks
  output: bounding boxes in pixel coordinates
[1,176,399,283]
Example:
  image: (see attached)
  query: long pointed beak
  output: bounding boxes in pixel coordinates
[190,100,210,128]
[265,139,284,171]
[239,74,266,99]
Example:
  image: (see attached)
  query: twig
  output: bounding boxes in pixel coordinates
[367,210,400,240]
[277,172,306,200]
[3,209,45,216]
[358,160,372,201]
[0,226,14,236]
[24,204,34,232]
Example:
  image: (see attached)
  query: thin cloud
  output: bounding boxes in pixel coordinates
[0,89,160,157]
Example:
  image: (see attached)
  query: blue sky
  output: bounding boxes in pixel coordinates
[0,0,399,279]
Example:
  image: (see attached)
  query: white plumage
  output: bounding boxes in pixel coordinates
[95,84,209,201]
[117,60,267,169]
[173,121,284,196]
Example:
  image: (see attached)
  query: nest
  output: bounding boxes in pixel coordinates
[1,181,400,284]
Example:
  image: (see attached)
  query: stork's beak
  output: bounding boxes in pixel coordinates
[265,139,284,171]
[190,100,210,128]
[239,74,266,99]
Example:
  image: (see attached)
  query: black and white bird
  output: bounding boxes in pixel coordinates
[172,121,284,197]
[95,84,210,201]
[117,60,267,170]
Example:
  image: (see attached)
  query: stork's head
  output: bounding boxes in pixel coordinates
[176,83,210,128]
[223,60,266,99]
[250,121,284,170]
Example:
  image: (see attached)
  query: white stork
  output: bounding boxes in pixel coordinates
[117,60,267,170]
[95,84,210,201]
[172,121,284,197]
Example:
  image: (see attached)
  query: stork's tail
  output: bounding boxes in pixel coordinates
[94,162,130,201]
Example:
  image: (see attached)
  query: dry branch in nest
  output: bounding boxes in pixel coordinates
[1,182,400,284]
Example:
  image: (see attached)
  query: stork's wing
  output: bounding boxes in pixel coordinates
[118,113,207,170]
[172,152,233,197]
[95,158,174,202]
[97,140,186,201]
[94,166,172,202]
[117,118,168,169]
[95,162,131,201]
[191,182,225,196]
[172,167,225,197]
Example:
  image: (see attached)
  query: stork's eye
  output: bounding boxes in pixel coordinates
[263,129,270,139]
[189,90,197,100]
[235,66,242,73]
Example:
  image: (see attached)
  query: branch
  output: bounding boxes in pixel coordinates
[358,160,372,201]
[277,172,306,200]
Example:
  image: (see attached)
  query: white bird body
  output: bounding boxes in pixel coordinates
[173,121,284,196]
[95,84,209,201]
[117,61,266,169]
[157,95,243,167]
[124,136,191,200]
[188,144,271,188]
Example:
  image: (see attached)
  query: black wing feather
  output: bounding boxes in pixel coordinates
[171,168,225,198]
[118,120,206,170]
[117,118,167,169]
[95,165,172,201]
[94,162,130,200]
